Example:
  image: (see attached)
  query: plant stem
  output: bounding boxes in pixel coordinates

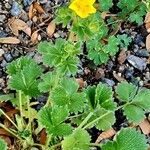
[78,112,93,129]
[89,143,101,147]
[0,123,21,140]
[83,111,111,129]
[19,90,24,129]
[50,143,61,149]
[26,96,31,132]
[45,135,51,147]
[0,109,19,130]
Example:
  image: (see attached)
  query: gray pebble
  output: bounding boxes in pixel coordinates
[0,49,4,57]
[4,53,13,62]
[127,55,146,71]
[0,15,6,22]
[135,49,149,57]
[101,78,115,87]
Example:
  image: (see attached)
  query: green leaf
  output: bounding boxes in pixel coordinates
[62,129,91,150]
[117,34,132,48]
[105,36,119,56]
[123,104,145,123]
[98,0,113,11]
[7,57,42,97]
[93,109,116,130]
[55,7,73,27]
[0,138,7,150]
[102,128,148,150]
[7,56,33,75]
[38,72,57,92]
[38,106,72,136]
[8,58,42,97]
[51,78,85,113]
[116,82,150,123]
[115,82,137,102]
[86,83,116,110]
[38,39,80,75]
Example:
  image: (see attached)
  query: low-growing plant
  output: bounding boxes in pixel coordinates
[0,0,149,149]
[0,56,150,149]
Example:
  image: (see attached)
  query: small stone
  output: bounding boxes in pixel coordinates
[0,49,4,57]
[135,49,150,57]
[5,3,11,9]
[4,53,13,62]
[127,55,147,71]
[54,33,60,38]
[11,2,22,16]
[101,78,115,87]
[124,68,134,79]
[0,15,6,22]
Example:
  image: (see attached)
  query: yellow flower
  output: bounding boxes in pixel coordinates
[69,0,96,18]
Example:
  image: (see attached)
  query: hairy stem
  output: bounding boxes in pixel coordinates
[78,112,93,129]
[19,90,24,129]
[26,96,31,133]
[83,111,111,129]
[0,123,21,140]
[0,109,19,130]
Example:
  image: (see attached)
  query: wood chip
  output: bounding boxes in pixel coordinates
[145,12,150,23]
[95,68,105,80]
[139,119,150,135]
[0,37,20,44]
[95,128,116,144]
[33,2,45,14]
[31,30,39,44]
[47,21,56,36]
[146,34,150,51]
[117,49,127,64]
[113,72,126,82]
[29,4,34,20]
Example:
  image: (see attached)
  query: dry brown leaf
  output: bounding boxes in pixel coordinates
[68,32,77,42]
[76,78,85,88]
[145,12,150,23]
[29,4,34,20]
[139,119,150,135]
[31,30,39,44]
[33,2,45,14]
[39,129,47,145]
[23,27,31,37]
[47,21,56,36]
[146,22,150,33]
[8,18,31,36]
[95,128,116,144]
[0,37,20,44]
[146,34,150,51]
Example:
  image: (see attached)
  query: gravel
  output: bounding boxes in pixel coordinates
[127,55,147,71]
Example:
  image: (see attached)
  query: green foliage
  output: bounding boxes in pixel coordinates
[62,129,91,150]
[102,128,148,150]
[55,7,73,27]
[0,138,7,150]
[87,35,119,65]
[116,82,150,123]
[38,106,72,136]
[98,0,113,11]
[72,12,104,40]
[117,0,146,25]
[38,72,57,92]
[85,83,116,130]
[51,78,85,113]
[7,57,42,97]
[38,39,80,75]
[86,82,116,110]
[117,34,132,49]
